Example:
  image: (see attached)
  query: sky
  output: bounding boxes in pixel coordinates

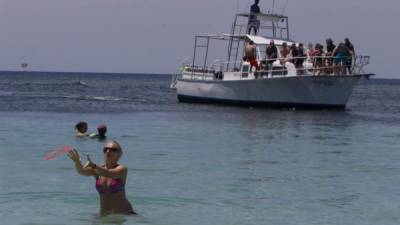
[0,0,399,78]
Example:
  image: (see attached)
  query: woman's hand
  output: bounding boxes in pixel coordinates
[84,154,97,169]
[68,150,97,176]
[67,149,81,164]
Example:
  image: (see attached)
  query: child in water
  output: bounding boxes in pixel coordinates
[75,121,88,137]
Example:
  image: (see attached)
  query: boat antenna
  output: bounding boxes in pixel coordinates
[281,0,289,15]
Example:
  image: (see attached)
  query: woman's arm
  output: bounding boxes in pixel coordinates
[67,149,96,176]
[85,155,127,179]
[92,165,127,179]
[332,47,338,57]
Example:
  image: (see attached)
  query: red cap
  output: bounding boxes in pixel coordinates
[97,125,107,132]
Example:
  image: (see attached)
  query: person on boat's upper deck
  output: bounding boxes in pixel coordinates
[248,0,261,35]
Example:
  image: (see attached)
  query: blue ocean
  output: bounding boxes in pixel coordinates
[0,71,400,225]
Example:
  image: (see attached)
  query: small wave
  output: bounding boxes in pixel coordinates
[0,93,127,102]
[320,194,359,208]
[0,191,93,202]
[0,91,15,97]
[91,96,126,101]
[118,134,139,138]
[315,150,344,155]
[62,95,128,102]
[0,81,89,87]
[72,80,89,87]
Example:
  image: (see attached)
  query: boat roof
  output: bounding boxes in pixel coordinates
[245,35,294,46]
[195,34,294,46]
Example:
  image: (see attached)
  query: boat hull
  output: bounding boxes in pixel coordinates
[176,75,369,109]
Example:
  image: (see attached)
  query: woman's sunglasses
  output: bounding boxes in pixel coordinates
[103,147,119,153]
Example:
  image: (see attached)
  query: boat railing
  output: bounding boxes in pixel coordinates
[170,57,193,89]
[177,55,371,82]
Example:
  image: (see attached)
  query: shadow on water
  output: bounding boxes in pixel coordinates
[80,212,155,225]
[85,214,130,225]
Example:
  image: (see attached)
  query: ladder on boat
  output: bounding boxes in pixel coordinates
[227,16,246,71]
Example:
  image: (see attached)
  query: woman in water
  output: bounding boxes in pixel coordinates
[67,140,136,216]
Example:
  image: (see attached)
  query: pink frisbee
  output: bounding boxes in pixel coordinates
[44,145,73,160]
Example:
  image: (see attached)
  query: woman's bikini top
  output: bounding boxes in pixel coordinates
[95,176,125,194]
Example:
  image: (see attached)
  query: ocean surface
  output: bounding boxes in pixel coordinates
[0,71,400,225]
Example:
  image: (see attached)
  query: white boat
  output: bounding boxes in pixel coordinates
[170,12,374,109]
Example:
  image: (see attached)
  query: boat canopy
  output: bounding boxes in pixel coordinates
[195,34,294,46]
[245,35,294,46]
[246,35,269,45]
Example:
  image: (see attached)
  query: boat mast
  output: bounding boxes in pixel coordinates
[281,0,289,15]
[272,0,275,14]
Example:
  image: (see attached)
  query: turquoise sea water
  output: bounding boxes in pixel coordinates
[0,72,400,225]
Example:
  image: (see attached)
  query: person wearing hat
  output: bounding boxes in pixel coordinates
[89,124,107,141]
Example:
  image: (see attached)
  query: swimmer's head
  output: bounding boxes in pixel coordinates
[75,121,88,133]
[97,124,107,136]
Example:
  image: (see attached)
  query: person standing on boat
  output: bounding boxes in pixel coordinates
[326,39,336,55]
[280,42,291,65]
[245,40,259,73]
[333,43,351,75]
[265,40,278,71]
[247,0,261,35]
[344,38,355,74]
[325,39,336,74]
[296,43,306,75]
[306,43,315,63]
[312,44,324,75]
[290,43,299,64]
